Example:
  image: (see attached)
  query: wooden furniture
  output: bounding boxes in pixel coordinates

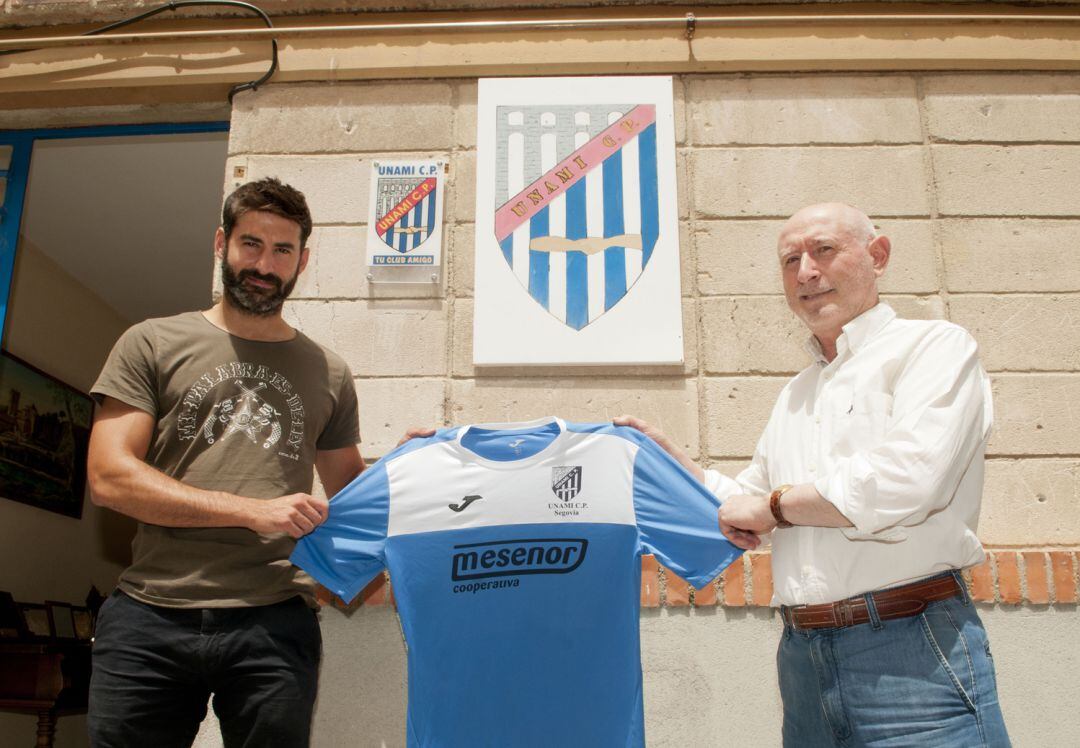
[0,640,92,748]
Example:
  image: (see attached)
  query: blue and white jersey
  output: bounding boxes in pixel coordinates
[292,417,740,748]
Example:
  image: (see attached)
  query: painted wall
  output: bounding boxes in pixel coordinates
[0,238,134,601]
[0,239,134,746]
[191,603,1079,747]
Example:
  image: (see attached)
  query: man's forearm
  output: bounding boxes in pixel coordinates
[719,483,853,538]
[89,452,258,529]
[780,483,853,528]
[656,434,705,482]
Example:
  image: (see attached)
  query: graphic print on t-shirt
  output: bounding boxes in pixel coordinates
[175,361,306,461]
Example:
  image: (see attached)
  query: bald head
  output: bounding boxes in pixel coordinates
[779,203,877,251]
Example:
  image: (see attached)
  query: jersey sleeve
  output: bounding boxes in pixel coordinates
[290,459,390,603]
[630,434,742,588]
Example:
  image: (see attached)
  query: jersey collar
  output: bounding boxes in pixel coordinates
[453,416,568,469]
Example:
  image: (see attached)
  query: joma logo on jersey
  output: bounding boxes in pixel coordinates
[451,538,588,581]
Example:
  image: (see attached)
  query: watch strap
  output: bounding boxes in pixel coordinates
[770,484,794,529]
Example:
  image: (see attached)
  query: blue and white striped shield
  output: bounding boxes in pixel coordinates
[375,175,438,253]
[494,104,660,330]
[551,466,582,501]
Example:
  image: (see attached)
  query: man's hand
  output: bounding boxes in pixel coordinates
[718,494,776,551]
[247,493,330,539]
[613,415,705,483]
[613,415,666,444]
[397,426,437,447]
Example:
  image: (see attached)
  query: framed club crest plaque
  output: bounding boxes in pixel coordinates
[366,159,446,281]
[473,76,682,365]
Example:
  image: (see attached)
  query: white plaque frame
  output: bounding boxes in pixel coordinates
[366,159,446,284]
[473,76,682,365]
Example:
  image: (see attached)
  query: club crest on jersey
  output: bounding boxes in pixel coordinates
[551,466,583,501]
[494,104,660,331]
[374,167,438,253]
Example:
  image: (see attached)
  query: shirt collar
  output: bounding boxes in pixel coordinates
[803,302,896,363]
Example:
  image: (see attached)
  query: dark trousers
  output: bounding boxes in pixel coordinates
[88,590,321,748]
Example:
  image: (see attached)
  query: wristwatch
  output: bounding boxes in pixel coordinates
[769,484,794,529]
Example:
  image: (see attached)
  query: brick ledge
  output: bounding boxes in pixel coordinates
[317,549,1080,611]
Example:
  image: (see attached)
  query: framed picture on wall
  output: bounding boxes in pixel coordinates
[18,602,52,638]
[72,606,93,641]
[0,351,92,519]
[46,601,76,639]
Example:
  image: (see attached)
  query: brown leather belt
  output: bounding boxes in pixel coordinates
[782,574,962,631]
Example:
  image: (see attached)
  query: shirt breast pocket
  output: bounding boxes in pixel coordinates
[833,391,893,457]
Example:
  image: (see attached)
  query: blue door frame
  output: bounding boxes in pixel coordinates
[0,121,229,346]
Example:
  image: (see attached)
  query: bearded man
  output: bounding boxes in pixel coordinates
[86,178,366,747]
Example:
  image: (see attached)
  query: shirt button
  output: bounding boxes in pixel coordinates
[814,416,821,425]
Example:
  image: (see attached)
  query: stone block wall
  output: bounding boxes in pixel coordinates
[229,73,1080,567]
[208,68,1080,748]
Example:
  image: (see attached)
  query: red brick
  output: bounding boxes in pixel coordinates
[314,584,334,607]
[641,555,660,608]
[750,553,773,607]
[722,557,746,607]
[1023,552,1050,604]
[1051,551,1076,604]
[315,583,361,611]
[996,552,1021,605]
[665,568,691,607]
[360,573,387,606]
[694,579,718,607]
[968,559,995,603]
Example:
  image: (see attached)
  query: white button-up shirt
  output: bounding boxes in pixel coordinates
[705,303,992,606]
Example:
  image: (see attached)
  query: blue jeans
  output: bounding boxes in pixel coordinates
[88,590,321,748]
[778,573,1010,747]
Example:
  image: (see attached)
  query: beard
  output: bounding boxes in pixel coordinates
[220,254,299,317]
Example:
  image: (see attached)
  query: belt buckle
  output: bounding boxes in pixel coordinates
[784,605,806,630]
[834,598,854,627]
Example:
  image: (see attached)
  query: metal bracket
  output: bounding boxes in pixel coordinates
[366,272,440,285]
[685,12,696,41]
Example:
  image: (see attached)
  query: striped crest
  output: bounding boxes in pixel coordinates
[375,175,438,253]
[551,466,583,501]
[494,105,659,330]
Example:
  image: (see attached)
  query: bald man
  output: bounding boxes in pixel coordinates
[619,204,1009,746]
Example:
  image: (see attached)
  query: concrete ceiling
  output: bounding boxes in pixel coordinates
[19,131,229,325]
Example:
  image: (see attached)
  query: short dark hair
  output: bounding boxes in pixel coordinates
[221,177,313,246]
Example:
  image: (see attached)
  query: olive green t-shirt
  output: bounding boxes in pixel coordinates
[91,311,360,608]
